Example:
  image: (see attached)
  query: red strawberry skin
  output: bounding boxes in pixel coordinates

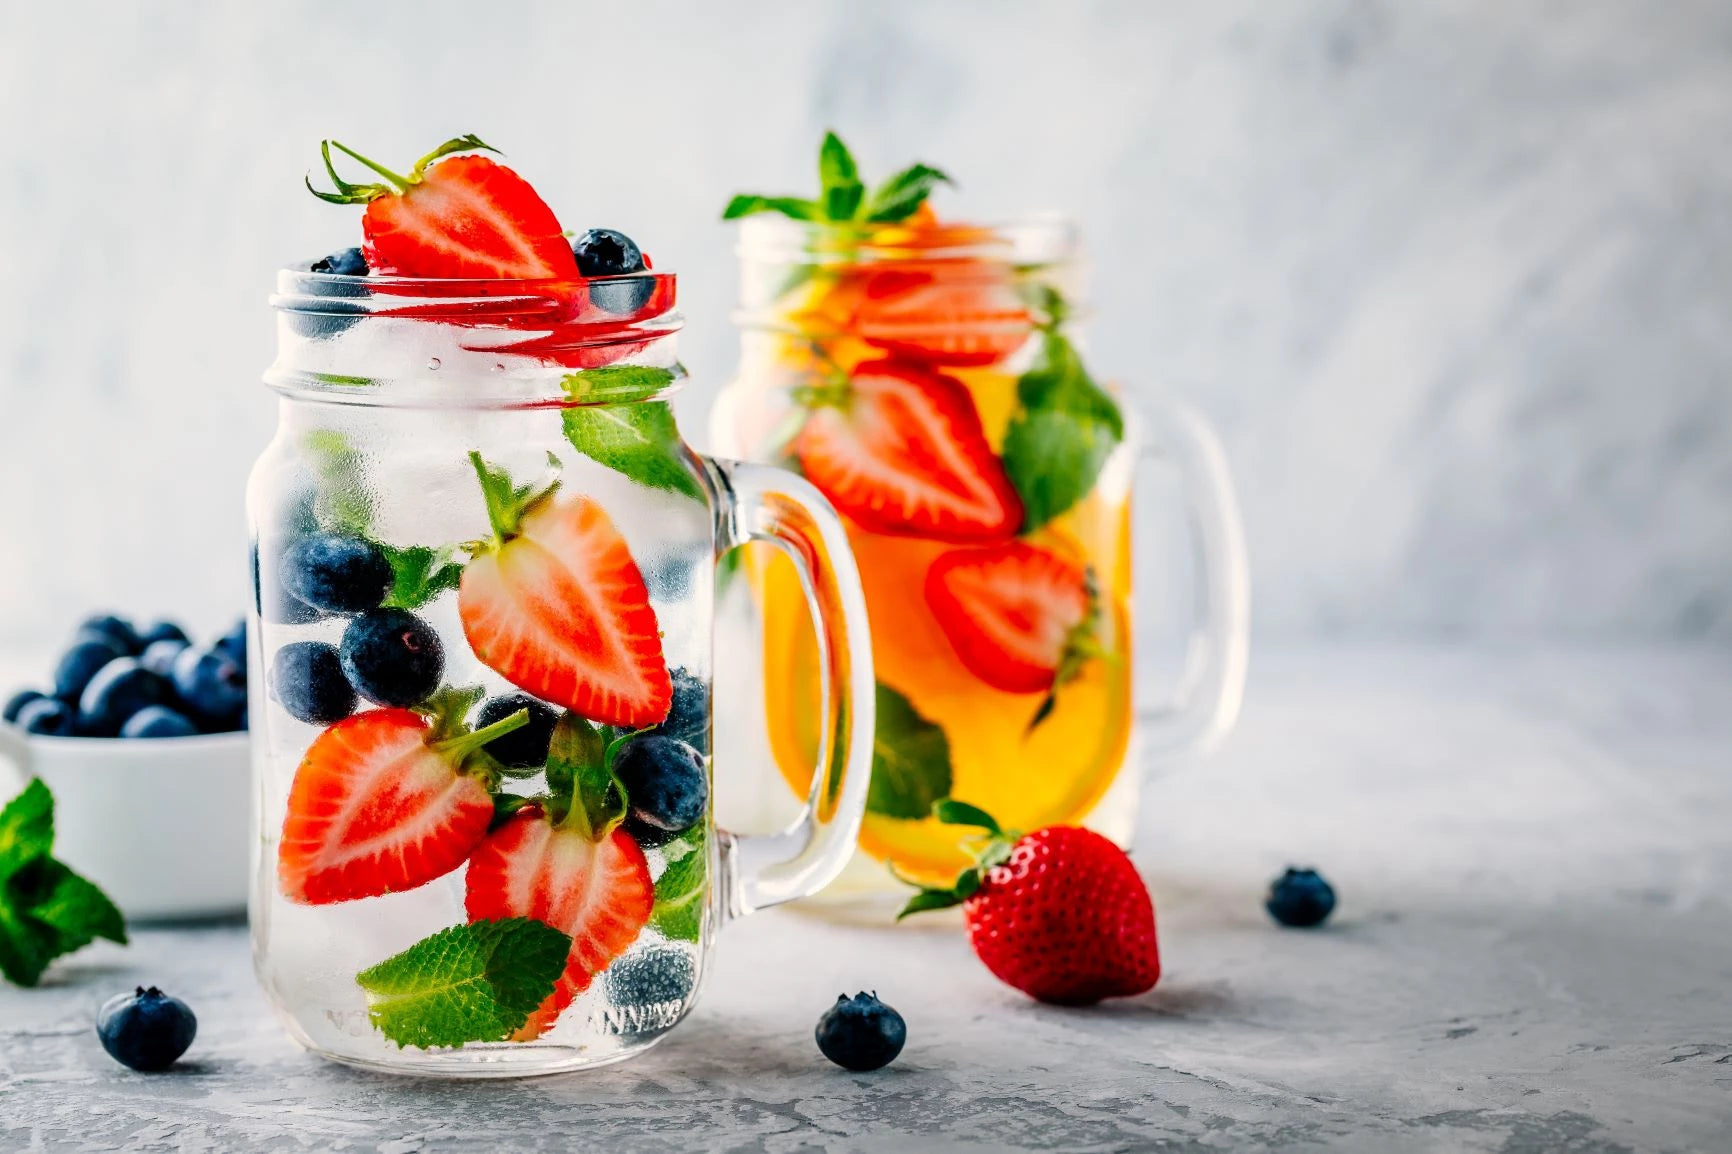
[924,541,1091,693]
[795,360,1022,543]
[278,710,494,905]
[459,493,672,729]
[851,266,1033,368]
[465,808,654,1039]
[963,826,1159,1005]
[363,154,579,281]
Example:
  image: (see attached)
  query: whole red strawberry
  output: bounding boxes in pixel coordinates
[900,802,1159,1005]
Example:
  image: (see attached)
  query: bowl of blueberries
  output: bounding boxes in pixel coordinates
[0,613,251,921]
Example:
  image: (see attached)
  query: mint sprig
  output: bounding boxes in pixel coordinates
[0,780,127,987]
[378,542,464,611]
[650,832,706,943]
[356,917,570,1049]
[1001,328,1126,531]
[560,365,679,405]
[867,684,953,820]
[561,400,704,501]
[722,131,952,225]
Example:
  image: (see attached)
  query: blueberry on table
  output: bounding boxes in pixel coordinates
[475,694,557,769]
[76,614,141,655]
[79,659,174,737]
[215,619,248,665]
[311,246,368,276]
[120,705,199,739]
[96,986,197,1072]
[4,689,46,723]
[815,992,906,1072]
[571,229,646,277]
[53,637,128,702]
[16,697,77,736]
[139,639,190,677]
[281,534,392,616]
[136,621,189,648]
[339,608,443,708]
[613,734,708,848]
[1266,867,1337,928]
[169,647,248,730]
[269,641,356,725]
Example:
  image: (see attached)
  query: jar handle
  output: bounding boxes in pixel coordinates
[1134,396,1251,758]
[703,457,876,920]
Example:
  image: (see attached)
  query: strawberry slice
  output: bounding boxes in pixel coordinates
[458,455,672,728]
[924,541,1095,694]
[308,135,579,280]
[277,695,532,905]
[464,806,653,1040]
[795,360,1022,543]
[850,264,1033,368]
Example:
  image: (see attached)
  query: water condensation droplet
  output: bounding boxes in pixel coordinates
[426,357,442,370]
[492,363,506,372]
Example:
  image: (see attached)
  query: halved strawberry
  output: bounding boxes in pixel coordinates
[308,135,580,281]
[850,264,1033,368]
[465,806,653,1040]
[458,455,672,728]
[277,694,532,905]
[924,541,1095,694]
[795,360,1022,543]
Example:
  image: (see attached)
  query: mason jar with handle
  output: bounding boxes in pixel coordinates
[709,213,1248,906]
[249,264,874,1077]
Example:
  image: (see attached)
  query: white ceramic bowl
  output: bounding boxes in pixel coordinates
[0,723,250,922]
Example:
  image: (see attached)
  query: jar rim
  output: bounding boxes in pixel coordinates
[733,212,1078,266]
[271,265,677,323]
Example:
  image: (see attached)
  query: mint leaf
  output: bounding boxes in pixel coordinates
[818,131,865,221]
[651,832,706,943]
[561,365,678,405]
[864,163,952,223]
[722,194,823,222]
[867,684,953,820]
[356,918,571,1049]
[0,780,127,987]
[378,543,464,610]
[302,428,372,535]
[561,401,704,501]
[1001,332,1125,531]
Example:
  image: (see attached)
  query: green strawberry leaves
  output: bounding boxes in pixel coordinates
[867,684,954,820]
[356,917,571,1049]
[894,800,1019,922]
[469,451,563,542]
[561,400,704,502]
[544,712,625,839]
[0,779,127,987]
[722,131,951,225]
[1001,329,1125,531]
[650,832,707,943]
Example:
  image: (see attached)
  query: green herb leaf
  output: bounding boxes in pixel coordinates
[561,365,678,405]
[467,452,562,541]
[818,131,865,221]
[378,543,464,610]
[1001,332,1125,531]
[561,401,704,501]
[544,712,621,839]
[0,780,128,987]
[931,799,1002,836]
[302,429,372,535]
[650,832,707,943]
[722,194,823,221]
[867,684,953,820]
[356,918,572,1050]
[864,162,953,223]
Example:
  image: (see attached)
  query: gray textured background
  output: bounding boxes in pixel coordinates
[0,0,1728,645]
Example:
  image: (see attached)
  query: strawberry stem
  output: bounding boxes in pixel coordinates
[433,708,530,763]
[328,140,412,193]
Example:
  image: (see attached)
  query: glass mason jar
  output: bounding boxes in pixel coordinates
[710,215,1248,902]
[248,267,874,1077]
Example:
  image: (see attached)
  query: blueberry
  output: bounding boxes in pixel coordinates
[269,641,356,725]
[139,639,190,677]
[4,689,46,723]
[53,637,129,703]
[310,246,368,276]
[280,534,392,616]
[76,614,141,655]
[654,667,709,753]
[215,619,248,665]
[1266,867,1336,928]
[815,992,906,1072]
[96,986,197,1072]
[255,540,325,625]
[588,277,656,316]
[604,944,697,1011]
[613,735,707,848]
[475,694,558,769]
[120,705,199,739]
[79,659,174,737]
[571,229,645,277]
[136,621,189,648]
[340,608,443,708]
[16,697,76,736]
[169,647,248,730]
